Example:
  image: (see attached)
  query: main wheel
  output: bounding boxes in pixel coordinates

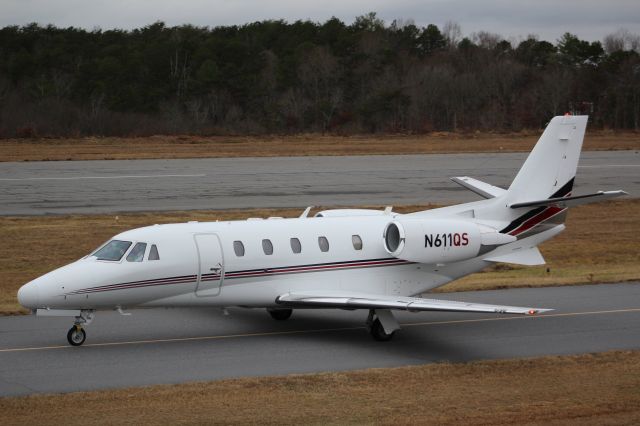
[370,318,394,342]
[268,308,293,321]
[67,326,86,346]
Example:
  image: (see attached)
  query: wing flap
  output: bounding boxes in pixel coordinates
[276,292,550,315]
[451,176,507,199]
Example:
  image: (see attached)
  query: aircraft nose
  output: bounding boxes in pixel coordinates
[17,281,40,309]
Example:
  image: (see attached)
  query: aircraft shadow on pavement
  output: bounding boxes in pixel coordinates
[192,307,485,363]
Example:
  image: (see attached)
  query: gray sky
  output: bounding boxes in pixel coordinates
[2,0,639,43]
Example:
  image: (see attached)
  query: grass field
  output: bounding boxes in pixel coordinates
[1,200,638,315]
[1,350,639,425]
[1,131,638,161]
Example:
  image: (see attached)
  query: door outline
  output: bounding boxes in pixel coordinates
[193,233,224,297]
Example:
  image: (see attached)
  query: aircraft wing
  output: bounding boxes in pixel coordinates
[276,292,550,315]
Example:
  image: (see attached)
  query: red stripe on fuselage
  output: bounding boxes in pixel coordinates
[509,206,565,236]
[68,258,413,294]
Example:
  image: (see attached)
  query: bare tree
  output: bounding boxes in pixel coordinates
[298,46,342,132]
[186,98,209,125]
[169,32,191,99]
[604,28,640,53]
[51,70,72,100]
[442,21,462,50]
[472,31,502,50]
[278,88,308,131]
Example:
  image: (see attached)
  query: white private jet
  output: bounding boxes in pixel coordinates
[18,115,626,346]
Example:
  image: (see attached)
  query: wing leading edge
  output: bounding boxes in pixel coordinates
[450,176,507,199]
[276,292,551,315]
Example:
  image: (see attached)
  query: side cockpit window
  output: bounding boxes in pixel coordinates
[127,242,147,262]
[92,240,132,261]
[149,244,160,261]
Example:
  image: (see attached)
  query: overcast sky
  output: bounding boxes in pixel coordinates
[3,0,639,43]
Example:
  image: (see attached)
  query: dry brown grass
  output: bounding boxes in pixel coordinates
[1,350,639,425]
[1,130,638,162]
[1,200,638,315]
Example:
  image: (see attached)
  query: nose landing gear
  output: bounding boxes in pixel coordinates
[66,310,95,346]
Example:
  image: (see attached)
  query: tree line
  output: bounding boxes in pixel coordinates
[1,13,639,137]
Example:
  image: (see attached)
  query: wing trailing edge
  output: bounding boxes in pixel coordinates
[276,292,550,315]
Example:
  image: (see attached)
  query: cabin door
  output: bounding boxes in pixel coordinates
[194,233,224,297]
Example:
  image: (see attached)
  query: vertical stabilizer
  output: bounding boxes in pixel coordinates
[506,115,588,204]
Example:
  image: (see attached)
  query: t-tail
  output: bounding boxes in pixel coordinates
[452,115,626,240]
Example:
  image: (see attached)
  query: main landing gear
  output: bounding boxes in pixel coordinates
[267,308,293,321]
[67,325,86,346]
[66,310,95,346]
[366,309,400,341]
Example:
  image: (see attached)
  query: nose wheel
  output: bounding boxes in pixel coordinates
[67,326,86,346]
[66,309,94,346]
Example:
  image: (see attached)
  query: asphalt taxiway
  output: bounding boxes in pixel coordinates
[0,151,637,215]
[1,282,639,397]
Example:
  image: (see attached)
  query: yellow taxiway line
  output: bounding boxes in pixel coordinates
[1,307,639,353]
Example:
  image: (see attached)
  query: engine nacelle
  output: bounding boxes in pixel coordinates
[383,218,514,264]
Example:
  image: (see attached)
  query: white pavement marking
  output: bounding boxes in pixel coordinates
[0,174,207,181]
[1,307,639,353]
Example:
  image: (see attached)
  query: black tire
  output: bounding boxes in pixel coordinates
[67,326,86,346]
[268,308,293,321]
[370,318,394,342]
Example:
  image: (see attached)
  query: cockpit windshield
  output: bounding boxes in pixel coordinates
[92,240,132,261]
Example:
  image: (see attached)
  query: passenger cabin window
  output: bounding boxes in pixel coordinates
[233,241,245,257]
[290,238,302,254]
[352,235,363,250]
[318,236,329,252]
[92,240,132,261]
[148,244,160,261]
[127,242,147,262]
[262,239,273,255]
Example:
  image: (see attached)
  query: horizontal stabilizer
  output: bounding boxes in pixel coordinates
[510,190,627,209]
[484,247,546,266]
[451,176,507,199]
[276,292,550,315]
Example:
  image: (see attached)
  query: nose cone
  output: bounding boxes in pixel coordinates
[17,281,40,309]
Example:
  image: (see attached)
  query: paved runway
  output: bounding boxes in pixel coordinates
[1,151,637,215]
[1,282,639,396]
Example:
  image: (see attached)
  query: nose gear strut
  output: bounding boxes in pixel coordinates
[67,310,94,346]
